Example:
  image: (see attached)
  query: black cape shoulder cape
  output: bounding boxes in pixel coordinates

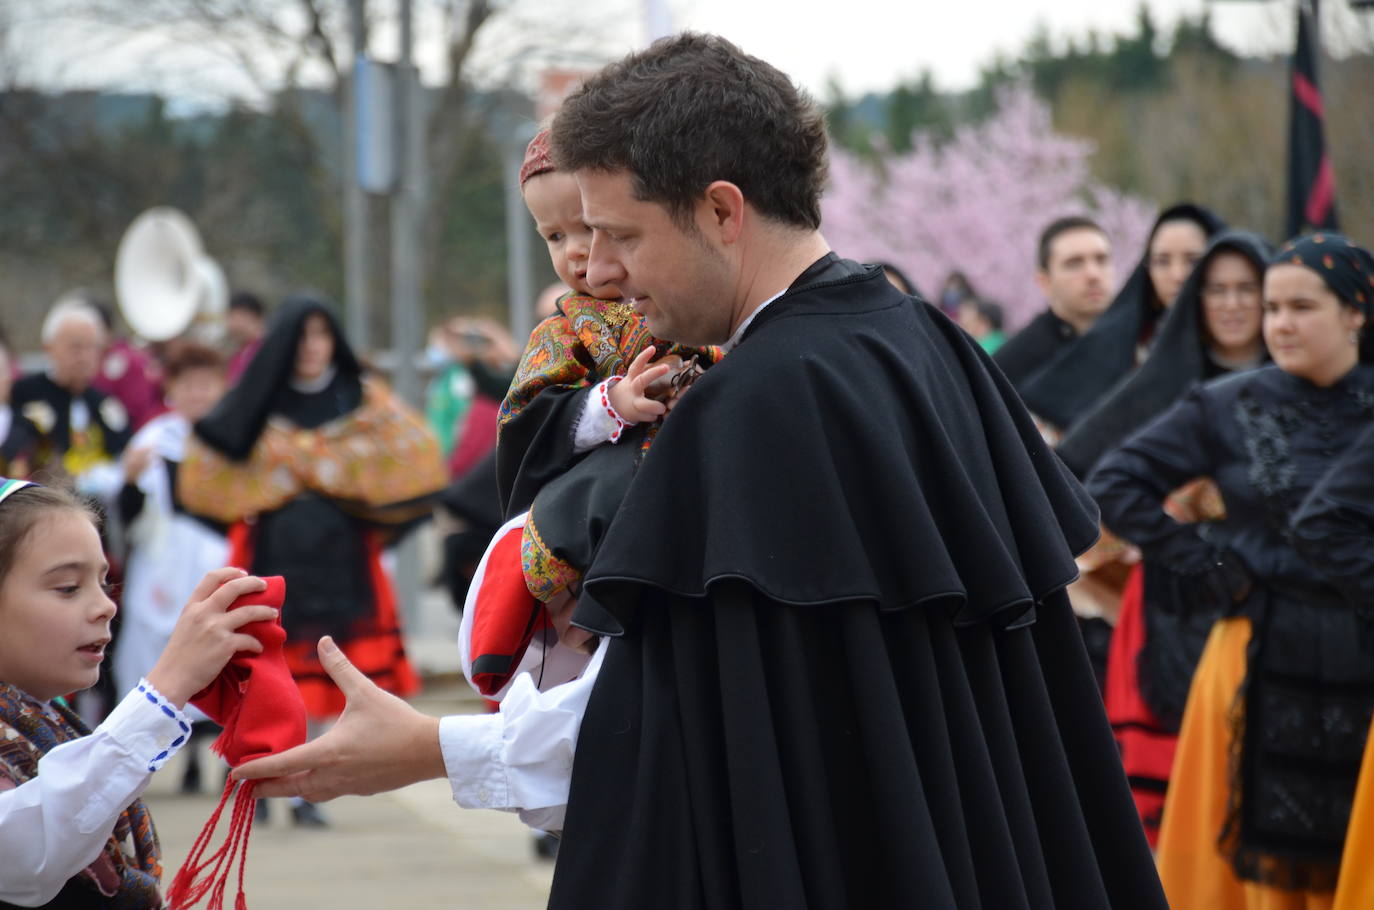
[574,258,1100,637]
[550,257,1166,909]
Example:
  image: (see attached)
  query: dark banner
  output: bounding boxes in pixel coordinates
[1286,0,1339,238]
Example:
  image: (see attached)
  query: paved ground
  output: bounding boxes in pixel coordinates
[145,581,556,908]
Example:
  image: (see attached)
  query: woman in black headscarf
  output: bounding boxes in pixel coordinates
[1059,230,1271,847]
[1089,233,1374,908]
[1022,203,1226,434]
[178,298,446,820]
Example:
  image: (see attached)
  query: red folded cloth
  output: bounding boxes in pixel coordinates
[169,575,307,909]
[190,575,307,765]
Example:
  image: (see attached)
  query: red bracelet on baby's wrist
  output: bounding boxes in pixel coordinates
[600,377,631,442]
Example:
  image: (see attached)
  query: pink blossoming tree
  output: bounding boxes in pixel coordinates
[821,84,1157,330]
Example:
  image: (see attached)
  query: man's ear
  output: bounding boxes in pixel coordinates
[700,181,746,245]
[1034,268,1052,300]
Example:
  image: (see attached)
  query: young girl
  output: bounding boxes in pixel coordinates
[0,478,275,908]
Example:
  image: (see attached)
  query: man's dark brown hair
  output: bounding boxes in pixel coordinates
[549,33,828,231]
[1037,215,1107,271]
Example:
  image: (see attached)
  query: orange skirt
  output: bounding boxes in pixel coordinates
[1334,714,1374,910]
[1157,617,1334,910]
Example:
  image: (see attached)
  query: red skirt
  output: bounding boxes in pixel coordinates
[1103,563,1177,847]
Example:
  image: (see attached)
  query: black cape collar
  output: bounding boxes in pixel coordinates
[736,253,877,348]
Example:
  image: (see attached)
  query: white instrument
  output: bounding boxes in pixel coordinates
[114,208,228,341]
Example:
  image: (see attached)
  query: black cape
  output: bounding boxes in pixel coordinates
[992,306,1078,391]
[1020,203,1226,431]
[549,256,1166,909]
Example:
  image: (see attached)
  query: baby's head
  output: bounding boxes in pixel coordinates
[0,480,115,701]
[521,130,622,301]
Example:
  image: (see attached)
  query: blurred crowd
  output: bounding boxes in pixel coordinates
[3,192,1373,907]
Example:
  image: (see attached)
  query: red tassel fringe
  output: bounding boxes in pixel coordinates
[166,778,257,909]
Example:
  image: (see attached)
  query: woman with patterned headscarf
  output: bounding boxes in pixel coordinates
[179,297,446,826]
[1090,233,1374,909]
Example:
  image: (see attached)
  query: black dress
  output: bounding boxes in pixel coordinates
[548,256,1167,909]
[1089,363,1374,889]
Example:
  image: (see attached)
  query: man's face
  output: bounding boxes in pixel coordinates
[1038,228,1114,325]
[577,170,735,347]
[45,317,105,393]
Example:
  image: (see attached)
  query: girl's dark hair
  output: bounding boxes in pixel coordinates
[0,485,100,588]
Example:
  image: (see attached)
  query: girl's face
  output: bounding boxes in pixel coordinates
[1148,220,1209,309]
[1200,251,1264,360]
[0,511,116,701]
[294,313,336,382]
[524,171,623,300]
[1263,263,1366,386]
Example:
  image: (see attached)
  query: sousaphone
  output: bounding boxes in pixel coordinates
[114,208,228,341]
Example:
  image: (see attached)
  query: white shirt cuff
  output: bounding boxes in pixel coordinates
[573,379,632,453]
[440,713,509,811]
[103,679,194,773]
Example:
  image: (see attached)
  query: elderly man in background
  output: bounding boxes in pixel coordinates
[12,294,131,496]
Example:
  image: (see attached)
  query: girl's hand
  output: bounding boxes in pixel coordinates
[607,346,674,425]
[145,568,278,708]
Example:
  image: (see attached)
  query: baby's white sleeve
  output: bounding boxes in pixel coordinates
[572,379,632,452]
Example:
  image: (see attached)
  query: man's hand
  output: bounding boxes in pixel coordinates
[607,346,674,424]
[232,637,446,800]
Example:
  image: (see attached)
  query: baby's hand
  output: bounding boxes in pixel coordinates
[608,346,673,425]
[145,568,278,707]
